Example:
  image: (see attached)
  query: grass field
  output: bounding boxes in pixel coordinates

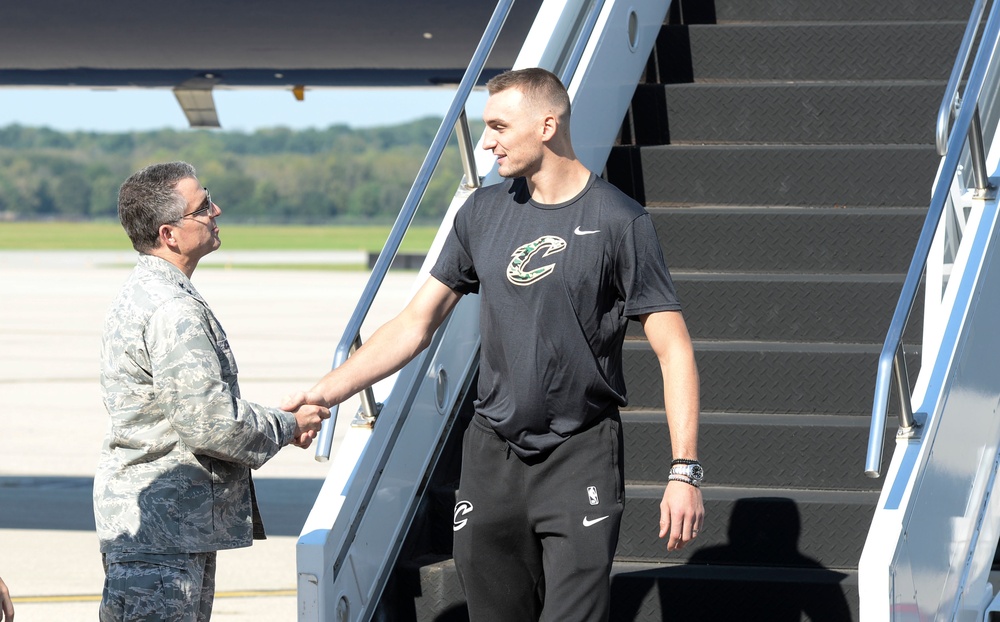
[0,221,438,252]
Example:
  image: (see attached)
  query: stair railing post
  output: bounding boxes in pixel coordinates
[893,343,918,437]
[969,106,996,200]
[350,335,382,428]
[455,109,481,189]
[935,0,989,156]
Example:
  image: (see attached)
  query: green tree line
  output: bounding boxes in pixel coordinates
[0,118,472,223]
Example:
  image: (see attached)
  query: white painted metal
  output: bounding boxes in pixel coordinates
[859,194,1000,620]
[866,0,1000,478]
[918,176,975,397]
[860,4,1000,618]
[296,0,670,619]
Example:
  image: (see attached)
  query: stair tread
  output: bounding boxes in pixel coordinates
[709,0,972,23]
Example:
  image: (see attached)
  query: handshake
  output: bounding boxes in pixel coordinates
[281,390,331,449]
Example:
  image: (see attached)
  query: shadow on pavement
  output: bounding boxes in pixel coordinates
[0,476,323,536]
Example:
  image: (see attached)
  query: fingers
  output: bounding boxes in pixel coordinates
[658,481,705,551]
[291,430,316,449]
[291,404,331,436]
[280,391,309,411]
[0,576,13,621]
[282,390,331,411]
[663,517,698,550]
[304,405,331,428]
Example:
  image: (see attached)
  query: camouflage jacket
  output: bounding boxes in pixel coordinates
[94,254,297,557]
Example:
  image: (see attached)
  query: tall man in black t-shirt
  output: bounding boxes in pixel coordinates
[288,67,704,621]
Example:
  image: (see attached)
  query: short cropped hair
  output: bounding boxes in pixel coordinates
[486,68,570,121]
[118,162,196,253]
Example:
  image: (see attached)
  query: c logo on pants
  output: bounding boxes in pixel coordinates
[453,500,474,531]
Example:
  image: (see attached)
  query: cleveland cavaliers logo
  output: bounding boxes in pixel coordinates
[506,235,566,286]
[453,500,474,531]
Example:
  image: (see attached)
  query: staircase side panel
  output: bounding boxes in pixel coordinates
[860,199,1000,620]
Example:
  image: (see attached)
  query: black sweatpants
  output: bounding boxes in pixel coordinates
[452,414,625,621]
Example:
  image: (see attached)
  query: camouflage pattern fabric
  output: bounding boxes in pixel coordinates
[100,552,216,622]
[94,254,297,557]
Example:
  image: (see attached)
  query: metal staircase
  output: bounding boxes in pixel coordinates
[298,0,994,619]
[597,1,969,618]
[859,0,1000,617]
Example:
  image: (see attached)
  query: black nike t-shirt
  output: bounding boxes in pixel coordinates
[431,174,681,458]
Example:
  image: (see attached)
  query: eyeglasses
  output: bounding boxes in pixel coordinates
[181,188,214,219]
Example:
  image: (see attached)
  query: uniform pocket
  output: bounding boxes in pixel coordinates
[607,417,624,504]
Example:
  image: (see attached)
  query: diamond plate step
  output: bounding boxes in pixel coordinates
[639,144,940,207]
[655,22,966,83]
[609,561,859,621]
[617,486,878,568]
[388,555,467,622]
[646,207,925,273]
[709,0,972,23]
[666,274,919,343]
[624,341,887,415]
[389,555,860,622]
[630,81,945,146]
[622,411,890,491]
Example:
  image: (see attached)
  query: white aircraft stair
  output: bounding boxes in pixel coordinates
[861,1,1000,619]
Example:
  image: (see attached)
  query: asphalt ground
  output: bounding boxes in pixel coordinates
[0,250,417,620]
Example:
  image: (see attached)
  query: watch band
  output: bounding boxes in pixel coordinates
[670,462,705,483]
[668,473,701,487]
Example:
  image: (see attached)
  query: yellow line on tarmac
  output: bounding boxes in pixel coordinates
[14,594,102,604]
[13,588,296,604]
[216,588,296,599]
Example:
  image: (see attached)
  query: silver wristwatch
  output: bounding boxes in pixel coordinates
[669,462,704,484]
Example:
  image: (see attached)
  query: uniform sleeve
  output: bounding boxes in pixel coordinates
[616,213,683,319]
[430,196,480,295]
[145,297,296,469]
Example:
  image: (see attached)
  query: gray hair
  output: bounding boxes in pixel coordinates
[118,161,196,253]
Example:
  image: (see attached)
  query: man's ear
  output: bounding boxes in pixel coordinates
[158,223,179,250]
[540,113,558,143]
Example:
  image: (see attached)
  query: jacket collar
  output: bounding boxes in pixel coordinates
[137,253,206,304]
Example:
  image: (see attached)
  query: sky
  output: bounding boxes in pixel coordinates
[0,87,489,133]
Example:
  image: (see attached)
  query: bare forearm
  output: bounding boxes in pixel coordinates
[644,311,705,550]
[308,276,463,408]
[641,310,700,458]
[662,349,700,460]
[310,318,430,406]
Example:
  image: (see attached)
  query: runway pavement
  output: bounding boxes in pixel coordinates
[0,250,418,620]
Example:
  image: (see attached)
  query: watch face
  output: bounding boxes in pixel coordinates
[690,464,704,481]
[670,463,704,481]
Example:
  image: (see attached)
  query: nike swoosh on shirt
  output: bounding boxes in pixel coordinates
[583,515,609,527]
[574,226,600,235]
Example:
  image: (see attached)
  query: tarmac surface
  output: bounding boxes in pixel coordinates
[0,250,418,620]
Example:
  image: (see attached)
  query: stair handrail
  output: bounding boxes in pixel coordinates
[313,0,511,461]
[936,0,990,156]
[866,0,1000,478]
[936,0,994,195]
[554,0,606,86]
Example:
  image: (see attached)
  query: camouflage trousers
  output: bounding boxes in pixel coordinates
[99,552,217,622]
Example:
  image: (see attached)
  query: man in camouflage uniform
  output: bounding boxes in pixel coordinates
[94,162,330,621]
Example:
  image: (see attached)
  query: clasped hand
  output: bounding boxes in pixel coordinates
[282,391,330,449]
